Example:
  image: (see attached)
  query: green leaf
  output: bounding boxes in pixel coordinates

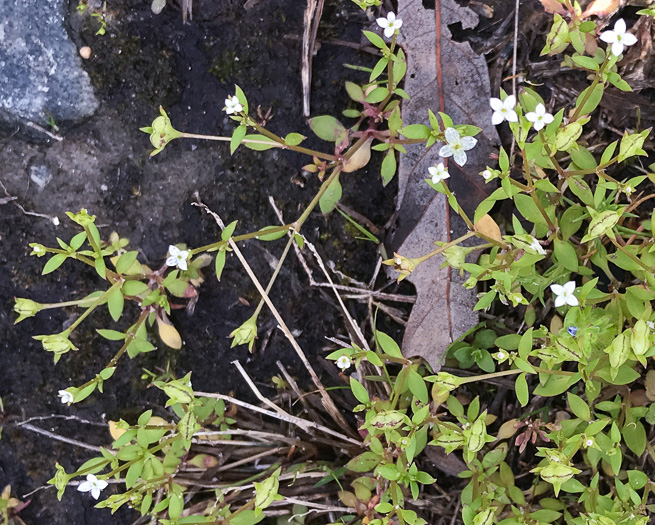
[309,116,347,143]
[122,280,150,296]
[553,239,578,272]
[581,210,620,242]
[622,421,647,456]
[94,256,107,279]
[377,463,400,481]
[107,286,125,322]
[42,254,68,275]
[284,132,305,146]
[346,451,382,472]
[97,329,126,341]
[345,81,365,102]
[370,57,389,82]
[215,250,226,281]
[567,392,591,420]
[234,84,249,114]
[350,377,370,404]
[116,251,139,274]
[407,369,428,403]
[319,175,342,214]
[222,220,238,241]
[575,83,604,116]
[381,150,397,186]
[376,330,403,358]
[363,30,386,50]
[618,129,649,162]
[572,55,599,71]
[401,124,431,140]
[231,124,247,154]
[365,87,389,104]
[257,226,287,241]
[515,373,529,406]
[243,134,277,151]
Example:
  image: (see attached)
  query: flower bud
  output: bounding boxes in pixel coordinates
[14,298,43,324]
[65,208,96,226]
[29,243,48,257]
[33,331,77,363]
[140,106,181,157]
[229,314,258,352]
[382,252,420,282]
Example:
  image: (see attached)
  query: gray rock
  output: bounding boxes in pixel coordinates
[0,0,99,131]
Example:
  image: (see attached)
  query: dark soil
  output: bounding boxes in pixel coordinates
[0,1,396,523]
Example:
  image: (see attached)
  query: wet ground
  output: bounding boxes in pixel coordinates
[0,1,396,522]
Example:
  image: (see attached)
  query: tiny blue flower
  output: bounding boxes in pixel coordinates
[567,326,578,337]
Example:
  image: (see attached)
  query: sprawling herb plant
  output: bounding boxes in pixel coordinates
[12,1,655,524]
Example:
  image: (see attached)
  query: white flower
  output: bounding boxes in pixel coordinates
[438,127,477,167]
[648,321,655,330]
[336,355,351,370]
[77,474,108,500]
[529,237,546,256]
[525,103,554,131]
[481,169,492,180]
[600,19,638,57]
[428,162,450,184]
[376,12,403,39]
[585,438,594,447]
[58,389,74,404]
[550,281,579,308]
[497,351,506,360]
[224,95,243,115]
[166,245,189,271]
[490,95,518,125]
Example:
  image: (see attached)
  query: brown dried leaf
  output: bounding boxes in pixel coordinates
[645,370,655,401]
[539,0,568,14]
[390,0,499,371]
[157,316,183,349]
[582,0,622,18]
[475,214,502,242]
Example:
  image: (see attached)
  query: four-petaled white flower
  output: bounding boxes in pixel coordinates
[550,281,579,308]
[77,474,108,500]
[428,162,450,184]
[376,12,403,39]
[525,103,554,131]
[336,355,351,370]
[166,245,189,271]
[439,127,477,167]
[585,438,594,447]
[224,95,243,115]
[648,321,655,330]
[497,351,506,360]
[490,95,518,125]
[481,170,492,180]
[529,237,546,256]
[58,389,74,404]
[600,19,638,57]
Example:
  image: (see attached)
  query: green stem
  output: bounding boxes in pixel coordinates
[456,366,575,385]
[180,130,337,162]
[609,236,654,273]
[74,311,149,393]
[441,185,475,230]
[522,146,557,233]
[66,281,122,333]
[570,57,609,123]
[415,231,477,264]
[294,167,342,229]
[190,223,294,255]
